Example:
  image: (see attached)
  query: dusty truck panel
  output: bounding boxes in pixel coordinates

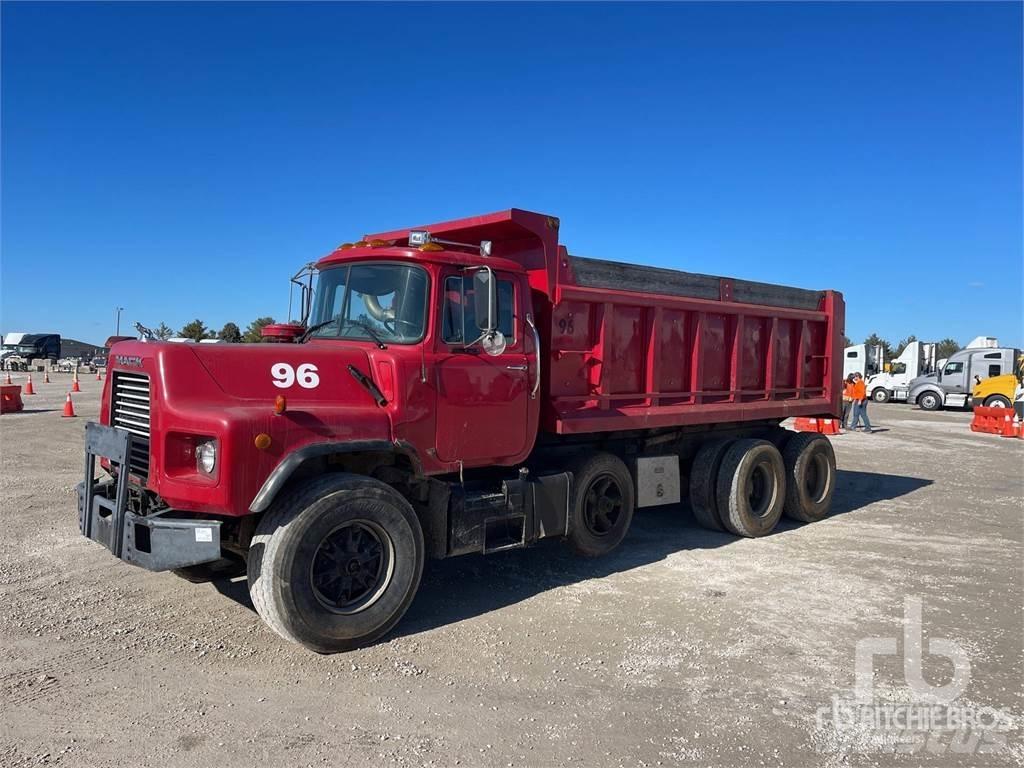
[547,254,840,433]
[80,208,846,653]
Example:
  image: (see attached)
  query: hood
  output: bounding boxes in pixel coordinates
[906,372,938,389]
[109,339,386,408]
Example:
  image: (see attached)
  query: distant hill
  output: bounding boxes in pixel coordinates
[61,338,109,360]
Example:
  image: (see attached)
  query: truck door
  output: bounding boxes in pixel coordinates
[434,270,530,465]
[940,357,967,393]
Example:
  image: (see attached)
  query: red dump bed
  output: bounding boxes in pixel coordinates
[367,208,845,437]
[544,252,843,434]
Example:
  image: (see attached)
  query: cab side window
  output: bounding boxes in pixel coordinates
[442,276,515,345]
[943,362,964,375]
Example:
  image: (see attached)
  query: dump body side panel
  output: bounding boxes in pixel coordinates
[544,254,843,434]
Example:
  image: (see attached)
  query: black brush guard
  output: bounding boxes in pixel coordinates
[78,422,222,571]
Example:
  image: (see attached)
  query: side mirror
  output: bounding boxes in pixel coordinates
[472,268,497,333]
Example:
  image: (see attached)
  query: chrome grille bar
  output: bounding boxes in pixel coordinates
[111,372,150,478]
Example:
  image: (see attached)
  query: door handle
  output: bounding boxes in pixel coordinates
[506,364,528,371]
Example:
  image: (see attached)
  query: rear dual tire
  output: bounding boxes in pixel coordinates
[715,439,786,537]
[781,432,836,522]
[689,433,836,535]
[566,453,635,557]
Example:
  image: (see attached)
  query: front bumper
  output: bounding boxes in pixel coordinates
[78,422,222,571]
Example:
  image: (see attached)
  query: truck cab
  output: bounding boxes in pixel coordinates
[868,341,937,403]
[904,347,1020,411]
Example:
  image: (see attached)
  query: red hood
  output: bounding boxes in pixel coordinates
[109,339,383,407]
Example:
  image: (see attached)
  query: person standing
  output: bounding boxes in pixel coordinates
[841,373,856,429]
[850,372,874,433]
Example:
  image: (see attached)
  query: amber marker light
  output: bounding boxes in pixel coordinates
[274,395,287,415]
[254,433,272,450]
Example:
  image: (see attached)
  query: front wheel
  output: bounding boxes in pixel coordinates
[984,395,1012,409]
[872,388,890,403]
[248,474,424,653]
[918,391,943,411]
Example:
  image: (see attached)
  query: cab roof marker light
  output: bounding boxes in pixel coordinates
[408,230,430,247]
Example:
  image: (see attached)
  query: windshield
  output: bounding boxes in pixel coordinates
[309,263,428,344]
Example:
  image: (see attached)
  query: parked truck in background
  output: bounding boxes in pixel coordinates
[903,346,1021,411]
[0,332,61,371]
[971,353,1024,409]
[843,343,882,380]
[867,341,937,403]
[77,209,844,653]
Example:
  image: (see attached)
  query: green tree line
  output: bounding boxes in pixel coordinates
[851,333,961,361]
[153,317,277,343]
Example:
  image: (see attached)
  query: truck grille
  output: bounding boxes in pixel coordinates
[111,372,151,478]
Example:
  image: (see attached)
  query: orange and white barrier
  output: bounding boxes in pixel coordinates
[794,417,842,435]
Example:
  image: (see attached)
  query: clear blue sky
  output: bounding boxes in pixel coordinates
[3,1,1021,348]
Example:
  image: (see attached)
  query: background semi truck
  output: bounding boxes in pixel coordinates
[78,209,844,653]
[866,340,937,403]
[0,332,61,370]
[902,346,1021,410]
[842,343,882,380]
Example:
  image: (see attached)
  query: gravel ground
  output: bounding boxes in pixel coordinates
[1,372,1022,767]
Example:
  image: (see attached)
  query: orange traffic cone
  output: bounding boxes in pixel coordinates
[72,377,81,393]
[3,372,11,385]
[62,392,76,418]
[44,371,51,384]
[96,370,102,380]
[23,375,36,395]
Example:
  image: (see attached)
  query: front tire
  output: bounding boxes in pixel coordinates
[248,474,424,653]
[566,453,635,557]
[984,395,1012,409]
[872,388,890,403]
[715,440,785,537]
[918,391,943,411]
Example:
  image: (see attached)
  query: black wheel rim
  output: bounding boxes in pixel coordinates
[804,453,830,503]
[583,474,624,536]
[747,462,777,518]
[310,520,394,614]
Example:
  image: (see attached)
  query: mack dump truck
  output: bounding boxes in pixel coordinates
[78,209,844,653]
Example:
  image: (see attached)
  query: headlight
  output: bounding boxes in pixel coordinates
[196,440,217,474]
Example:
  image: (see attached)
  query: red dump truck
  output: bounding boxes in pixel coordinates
[78,209,844,652]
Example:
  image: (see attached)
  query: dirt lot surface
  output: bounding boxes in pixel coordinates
[2,373,1022,767]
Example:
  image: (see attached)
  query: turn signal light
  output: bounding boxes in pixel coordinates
[353,240,368,247]
[368,239,387,247]
[254,433,272,450]
[337,243,354,250]
[274,395,287,415]
[420,242,444,252]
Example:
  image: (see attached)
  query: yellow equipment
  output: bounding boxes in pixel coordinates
[972,353,1024,408]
